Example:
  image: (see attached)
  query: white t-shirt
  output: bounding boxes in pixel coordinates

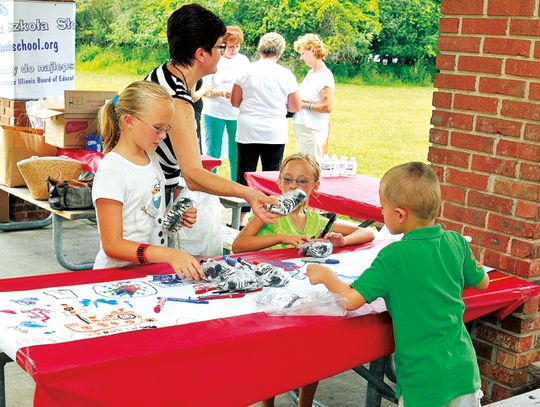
[235,58,298,144]
[202,53,250,120]
[293,63,335,130]
[92,152,167,269]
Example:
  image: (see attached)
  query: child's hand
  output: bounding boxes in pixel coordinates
[324,232,346,247]
[170,250,204,281]
[280,234,309,247]
[181,207,197,228]
[306,264,332,285]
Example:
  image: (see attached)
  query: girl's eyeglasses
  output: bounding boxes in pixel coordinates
[279,176,313,187]
[214,44,226,55]
[135,116,172,135]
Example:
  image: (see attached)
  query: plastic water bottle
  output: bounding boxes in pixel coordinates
[330,154,339,177]
[339,156,348,176]
[320,154,332,177]
[347,157,357,176]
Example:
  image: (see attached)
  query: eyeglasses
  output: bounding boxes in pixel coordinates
[278,176,314,188]
[214,44,226,55]
[135,116,172,135]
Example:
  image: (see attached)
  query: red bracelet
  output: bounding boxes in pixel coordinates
[136,243,150,265]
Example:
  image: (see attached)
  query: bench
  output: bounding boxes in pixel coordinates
[221,224,239,254]
[0,185,96,271]
[219,195,250,230]
[489,388,540,406]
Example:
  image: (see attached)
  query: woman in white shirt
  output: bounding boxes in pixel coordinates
[202,26,250,181]
[292,34,335,162]
[231,32,300,189]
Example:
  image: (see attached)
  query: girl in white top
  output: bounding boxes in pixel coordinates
[93,81,204,280]
[292,34,335,162]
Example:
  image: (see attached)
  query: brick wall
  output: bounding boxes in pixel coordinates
[430,0,540,402]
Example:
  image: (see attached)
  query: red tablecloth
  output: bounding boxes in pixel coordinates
[57,149,222,173]
[245,171,384,223]
[1,242,536,407]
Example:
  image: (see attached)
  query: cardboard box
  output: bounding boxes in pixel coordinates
[30,90,117,148]
[0,1,76,99]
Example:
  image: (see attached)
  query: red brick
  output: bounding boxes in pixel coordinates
[431,110,474,130]
[451,131,495,153]
[488,213,540,239]
[434,73,477,91]
[428,147,470,168]
[438,36,481,53]
[473,339,494,360]
[439,17,460,33]
[491,383,514,402]
[536,41,540,58]
[496,139,540,161]
[437,218,463,233]
[443,202,487,226]
[517,297,539,314]
[524,123,540,142]
[506,59,540,78]
[436,54,456,71]
[458,55,503,75]
[440,184,466,204]
[510,18,540,36]
[441,0,485,15]
[473,153,517,177]
[468,189,514,214]
[432,91,452,108]
[481,361,529,386]
[476,116,522,138]
[511,239,540,257]
[475,325,534,352]
[484,37,531,56]
[520,163,540,182]
[431,165,445,181]
[501,314,540,334]
[464,226,510,249]
[529,82,540,100]
[483,247,517,272]
[488,0,535,16]
[429,128,449,145]
[516,201,540,220]
[502,100,540,120]
[462,17,508,34]
[447,168,489,189]
[454,93,499,113]
[479,77,526,97]
[494,178,539,201]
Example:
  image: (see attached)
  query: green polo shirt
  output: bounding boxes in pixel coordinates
[256,209,330,250]
[351,224,485,407]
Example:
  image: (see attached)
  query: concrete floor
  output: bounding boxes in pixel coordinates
[0,209,395,407]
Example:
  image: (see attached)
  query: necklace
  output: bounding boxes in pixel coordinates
[169,62,190,94]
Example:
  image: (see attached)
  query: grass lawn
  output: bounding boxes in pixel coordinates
[76,72,434,179]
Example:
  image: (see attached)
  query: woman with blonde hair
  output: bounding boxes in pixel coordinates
[292,34,335,162]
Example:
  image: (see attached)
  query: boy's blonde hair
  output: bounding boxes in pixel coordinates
[279,153,321,182]
[380,162,441,221]
[99,81,174,153]
[294,33,327,60]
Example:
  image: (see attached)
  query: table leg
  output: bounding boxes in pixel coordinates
[0,213,52,231]
[353,356,397,406]
[52,214,94,271]
[230,207,241,230]
[0,353,13,407]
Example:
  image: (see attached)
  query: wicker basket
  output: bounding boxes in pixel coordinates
[17,156,83,200]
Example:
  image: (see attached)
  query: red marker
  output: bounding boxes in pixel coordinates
[197,293,245,300]
[154,296,167,313]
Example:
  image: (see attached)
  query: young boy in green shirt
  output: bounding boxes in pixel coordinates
[307,162,489,407]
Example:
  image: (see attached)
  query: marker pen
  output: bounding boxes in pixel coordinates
[160,297,209,304]
[302,258,340,264]
[222,255,237,266]
[154,296,167,313]
[236,257,255,270]
[197,293,245,300]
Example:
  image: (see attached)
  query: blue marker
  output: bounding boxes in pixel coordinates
[222,255,237,266]
[236,257,256,270]
[302,258,340,264]
[159,297,209,304]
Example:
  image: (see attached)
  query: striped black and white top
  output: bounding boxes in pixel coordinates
[146,63,194,188]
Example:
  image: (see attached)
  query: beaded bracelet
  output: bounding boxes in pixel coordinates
[136,243,150,265]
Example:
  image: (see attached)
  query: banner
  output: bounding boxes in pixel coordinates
[0,1,75,99]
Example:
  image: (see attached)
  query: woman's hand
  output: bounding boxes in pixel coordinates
[324,231,346,247]
[169,250,204,281]
[244,189,278,224]
[181,207,197,228]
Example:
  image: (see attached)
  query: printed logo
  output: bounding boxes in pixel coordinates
[0,5,8,16]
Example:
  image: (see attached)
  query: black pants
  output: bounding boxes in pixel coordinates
[236,142,285,212]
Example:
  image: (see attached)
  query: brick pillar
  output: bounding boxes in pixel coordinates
[430,0,540,402]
